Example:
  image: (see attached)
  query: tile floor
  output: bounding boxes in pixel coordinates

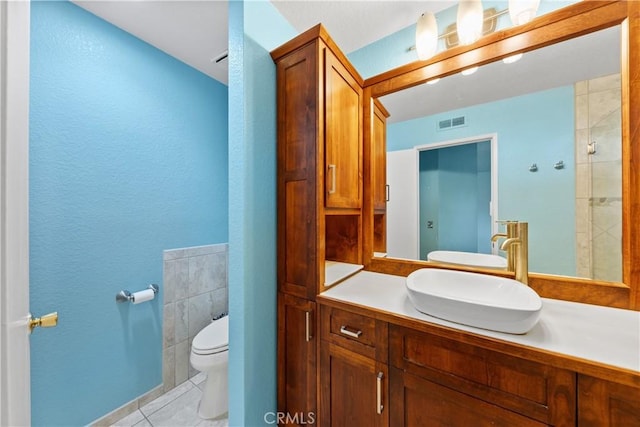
[110,373,228,427]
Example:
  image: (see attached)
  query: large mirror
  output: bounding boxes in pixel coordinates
[363,0,640,309]
[377,25,621,282]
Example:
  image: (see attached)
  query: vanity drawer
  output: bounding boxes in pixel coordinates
[389,325,576,426]
[320,305,387,362]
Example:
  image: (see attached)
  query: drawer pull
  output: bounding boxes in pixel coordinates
[328,164,336,194]
[305,311,312,342]
[376,371,384,414]
[339,325,362,338]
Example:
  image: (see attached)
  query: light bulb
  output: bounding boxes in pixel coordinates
[457,0,484,45]
[508,0,540,26]
[461,66,479,76]
[416,12,438,60]
[503,53,523,64]
[427,78,441,85]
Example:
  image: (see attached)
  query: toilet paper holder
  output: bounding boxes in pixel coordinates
[116,284,159,303]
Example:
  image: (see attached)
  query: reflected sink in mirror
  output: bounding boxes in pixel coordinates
[405,268,542,334]
[427,250,507,269]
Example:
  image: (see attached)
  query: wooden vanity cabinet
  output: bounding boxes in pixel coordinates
[578,375,640,426]
[317,301,581,427]
[272,24,365,424]
[319,306,389,427]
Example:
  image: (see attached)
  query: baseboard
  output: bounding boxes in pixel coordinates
[88,384,164,427]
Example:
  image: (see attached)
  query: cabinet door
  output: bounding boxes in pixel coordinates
[372,100,388,211]
[578,375,640,426]
[278,294,316,424]
[320,342,388,427]
[390,367,547,427]
[389,325,576,425]
[276,41,320,299]
[325,49,362,209]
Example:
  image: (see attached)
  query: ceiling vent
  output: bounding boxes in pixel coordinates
[211,50,228,65]
[438,115,467,131]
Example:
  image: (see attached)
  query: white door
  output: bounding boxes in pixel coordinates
[0,1,31,425]
[386,149,419,259]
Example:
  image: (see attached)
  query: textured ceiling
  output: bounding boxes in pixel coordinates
[71,1,618,124]
[74,1,229,84]
[72,1,455,86]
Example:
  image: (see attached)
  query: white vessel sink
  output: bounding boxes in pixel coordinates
[427,250,507,269]
[406,268,542,334]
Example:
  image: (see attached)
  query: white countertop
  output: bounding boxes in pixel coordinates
[325,261,363,286]
[320,271,640,373]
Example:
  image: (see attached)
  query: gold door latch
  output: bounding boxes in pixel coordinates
[29,312,58,332]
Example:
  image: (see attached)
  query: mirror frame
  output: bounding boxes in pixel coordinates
[362,0,640,310]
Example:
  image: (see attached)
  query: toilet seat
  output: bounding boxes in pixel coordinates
[192,316,228,355]
[192,345,228,356]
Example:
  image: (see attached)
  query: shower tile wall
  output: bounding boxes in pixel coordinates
[575,73,622,281]
[162,244,228,392]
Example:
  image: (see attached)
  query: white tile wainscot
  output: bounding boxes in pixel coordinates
[163,244,228,392]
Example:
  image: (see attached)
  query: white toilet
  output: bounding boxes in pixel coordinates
[190,315,229,419]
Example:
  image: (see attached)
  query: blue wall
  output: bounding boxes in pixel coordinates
[419,142,491,258]
[420,151,439,258]
[29,2,228,425]
[228,1,296,426]
[388,87,576,276]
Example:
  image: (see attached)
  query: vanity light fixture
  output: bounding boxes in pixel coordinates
[457,0,484,45]
[416,12,439,60]
[410,1,536,57]
[503,53,523,64]
[508,0,541,25]
[461,66,479,76]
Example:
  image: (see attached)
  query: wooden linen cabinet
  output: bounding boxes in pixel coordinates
[272,24,364,425]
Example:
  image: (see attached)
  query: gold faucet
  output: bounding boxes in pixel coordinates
[499,222,529,285]
[490,233,507,241]
[491,221,517,272]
